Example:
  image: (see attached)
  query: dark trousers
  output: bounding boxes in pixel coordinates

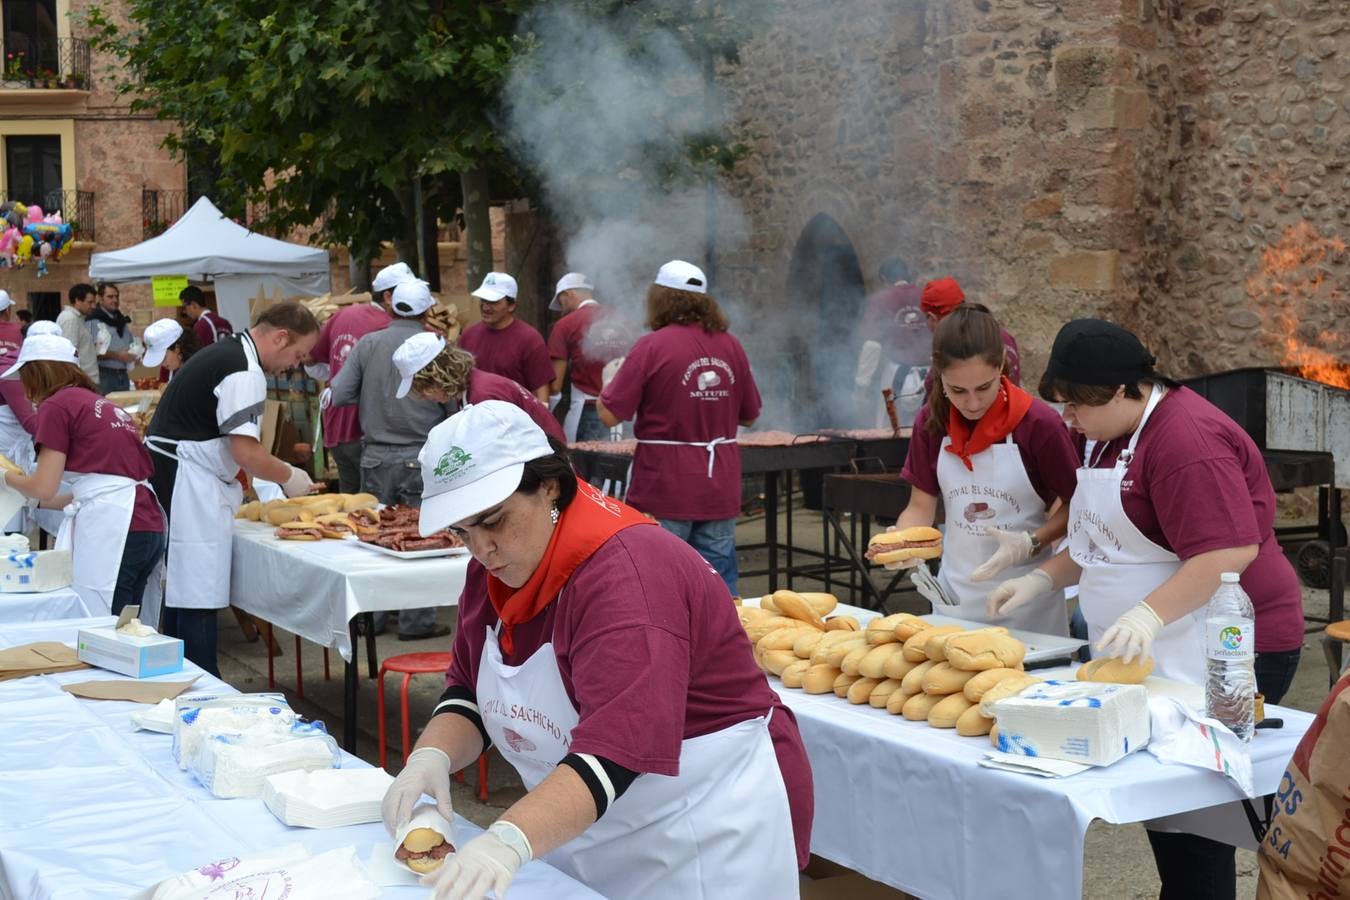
[1149,648,1303,896]
[330,440,363,495]
[161,607,220,677]
[112,530,165,617]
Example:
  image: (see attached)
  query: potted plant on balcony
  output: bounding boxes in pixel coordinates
[40,67,57,89]
[65,72,86,90]
[3,51,25,84]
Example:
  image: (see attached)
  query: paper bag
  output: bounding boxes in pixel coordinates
[0,641,89,681]
[1257,670,1350,899]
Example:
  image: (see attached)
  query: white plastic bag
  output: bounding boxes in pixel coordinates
[1146,696,1254,796]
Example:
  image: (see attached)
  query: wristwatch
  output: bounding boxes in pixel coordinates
[489,820,534,865]
[1028,533,1043,556]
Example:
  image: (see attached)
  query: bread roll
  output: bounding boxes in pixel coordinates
[893,614,932,642]
[921,662,977,696]
[899,659,937,696]
[343,492,379,511]
[846,676,882,704]
[236,501,261,520]
[978,674,1041,717]
[902,692,942,721]
[802,665,840,694]
[923,627,969,662]
[758,649,799,676]
[868,678,905,708]
[758,627,811,652]
[957,704,995,737]
[882,652,919,681]
[772,590,826,630]
[962,667,1029,703]
[264,504,303,525]
[795,592,839,617]
[903,624,963,662]
[737,607,773,627]
[840,644,872,677]
[928,693,975,728]
[745,617,808,643]
[758,594,780,615]
[819,635,869,668]
[1076,656,1154,684]
[833,671,862,698]
[865,614,906,645]
[825,615,860,632]
[945,631,1027,671]
[858,643,907,679]
[793,631,826,660]
[780,659,812,688]
[886,689,910,715]
[868,526,943,565]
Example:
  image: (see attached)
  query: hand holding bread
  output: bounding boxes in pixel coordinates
[866,526,942,569]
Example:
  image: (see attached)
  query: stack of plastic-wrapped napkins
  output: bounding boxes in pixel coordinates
[262,767,395,828]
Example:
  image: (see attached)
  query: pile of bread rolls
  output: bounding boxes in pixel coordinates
[740,600,1045,741]
[237,494,381,541]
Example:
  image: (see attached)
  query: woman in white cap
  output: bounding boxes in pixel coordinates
[1,334,165,615]
[382,401,811,900]
[597,260,761,596]
[391,331,565,441]
[141,317,197,383]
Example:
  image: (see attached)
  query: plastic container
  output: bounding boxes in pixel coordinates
[1203,571,1257,742]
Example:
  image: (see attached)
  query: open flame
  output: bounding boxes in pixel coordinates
[1246,221,1350,389]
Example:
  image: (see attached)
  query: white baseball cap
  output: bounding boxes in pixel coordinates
[391,279,435,317]
[549,272,594,312]
[372,261,416,293]
[0,290,12,312]
[471,272,518,303]
[654,259,707,294]
[141,318,184,368]
[1,334,79,378]
[417,400,554,536]
[393,331,447,398]
[26,320,61,337]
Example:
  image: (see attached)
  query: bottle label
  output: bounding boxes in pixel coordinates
[1205,617,1255,661]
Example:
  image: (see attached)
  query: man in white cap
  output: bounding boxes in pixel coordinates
[330,279,454,640]
[546,272,634,443]
[0,290,21,356]
[459,272,554,404]
[302,261,406,492]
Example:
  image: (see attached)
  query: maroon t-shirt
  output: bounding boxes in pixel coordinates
[901,399,1080,507]
[546,302,634,396]
[466,369,565,443]
[310,303,391,446]
[0,321,22,357]
[1078,386,1303,653]
[860,284,929,366]
[35,386,164,532]
[446,526,813,867]
[193,311,233,347]
[459,319,554,393]
[0,349,35,435]
[600,323,761,520]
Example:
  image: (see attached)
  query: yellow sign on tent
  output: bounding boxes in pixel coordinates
[151,275,189,307]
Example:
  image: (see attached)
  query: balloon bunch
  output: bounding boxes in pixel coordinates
[0,202,75,276]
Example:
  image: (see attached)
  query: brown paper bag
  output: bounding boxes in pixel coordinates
[62,677,199,704]
[1257,671,1350,899]
[0,642,89,681]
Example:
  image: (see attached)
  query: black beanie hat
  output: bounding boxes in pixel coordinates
[1044,319,1158,386]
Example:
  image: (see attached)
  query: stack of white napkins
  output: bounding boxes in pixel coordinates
[262,767,394,828]
[990,680,1151,767]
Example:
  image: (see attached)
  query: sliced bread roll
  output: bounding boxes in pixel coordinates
[945,631,1027,671]
[1076,656,1154,684]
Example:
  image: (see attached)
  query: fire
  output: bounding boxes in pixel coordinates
[1246,222,1350,389]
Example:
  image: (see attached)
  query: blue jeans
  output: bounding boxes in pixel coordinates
[98,367,130,395]
[113,530,165,617]
[1254,648,1301,706]
[657,517,738,597]
[161,607,219,677]
[575,405,610,442]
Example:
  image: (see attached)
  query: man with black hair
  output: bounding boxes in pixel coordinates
[89,282,136,394]
[57,283,100,381]
[180,285,234,346]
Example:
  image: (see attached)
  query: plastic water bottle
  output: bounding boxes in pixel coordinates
[1204,572,1257,742]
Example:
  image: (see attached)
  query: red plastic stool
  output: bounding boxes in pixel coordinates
[378,651,491,801]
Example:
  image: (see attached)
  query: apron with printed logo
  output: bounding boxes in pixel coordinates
[476,613,799,900]
[1068,385,1205,684]
[935,434,1068,635]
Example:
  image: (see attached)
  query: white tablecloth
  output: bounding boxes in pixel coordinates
[0,586,89,624]
[0,617,604,900]
[230,522,469,661]
[778,679,1311,900]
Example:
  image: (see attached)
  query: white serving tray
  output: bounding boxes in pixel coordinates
[347,537,469,560]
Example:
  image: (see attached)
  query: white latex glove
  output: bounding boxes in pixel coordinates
[304,362,332,382]
[1097,601,1165,664]
[381,746,453,837]
[986,569,1054,619]
[855,340,882,389]
[970,529,1036,582]
[423,821,530,900]
[280,464,314,498]
[318,387,333,411]
[601,356,625,389]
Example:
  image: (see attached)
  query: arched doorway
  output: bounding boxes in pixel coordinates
[781,213,866,429]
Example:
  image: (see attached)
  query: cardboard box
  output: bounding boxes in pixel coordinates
[77,608,183,678]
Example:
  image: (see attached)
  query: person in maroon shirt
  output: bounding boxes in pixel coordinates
[180,285,234,346]
[458,272,554,403]
[853,257,931,426]
[392,331,565,442]
[1,335,165,616]
[0,290,22,356]
[381,402,811,899]
[546,272,635,443]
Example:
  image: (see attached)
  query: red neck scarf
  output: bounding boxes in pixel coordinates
[943,376,1033,471]
[486,480,654,653]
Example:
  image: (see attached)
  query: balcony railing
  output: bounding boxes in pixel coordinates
[142,188,188,238]
[1,38,92,90]
[0,189,95,242]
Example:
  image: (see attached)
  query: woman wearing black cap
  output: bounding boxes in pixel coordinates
[988,318,1303,898]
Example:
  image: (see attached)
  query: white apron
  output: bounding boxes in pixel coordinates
[477,619,799,900]
[146,436,243,611]
[1068,386,1205,684]
[935,434,1068,635]
[562,383,596,445]
[53,472,142,616]
[0,406,35,533]
[635,435,736,478]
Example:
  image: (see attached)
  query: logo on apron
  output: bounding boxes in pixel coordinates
[502,727,537,753]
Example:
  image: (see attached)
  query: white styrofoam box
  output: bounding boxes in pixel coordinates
[0,549,72,593]
[991,680,1151,767]
[76,625,183,678]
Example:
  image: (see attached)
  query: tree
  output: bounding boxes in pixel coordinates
[86,0,526,283]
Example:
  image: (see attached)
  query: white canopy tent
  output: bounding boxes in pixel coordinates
[88,196,331,329]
